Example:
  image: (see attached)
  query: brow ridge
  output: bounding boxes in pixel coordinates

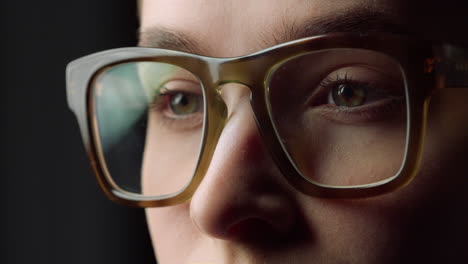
[139,27,207,55]
[139,8,408,55]
[265,9,408,46]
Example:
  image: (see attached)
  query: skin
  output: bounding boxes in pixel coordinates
[139,0,468,263]
[140,63,203,196]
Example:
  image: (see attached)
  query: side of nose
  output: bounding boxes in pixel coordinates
[189,85,299,241]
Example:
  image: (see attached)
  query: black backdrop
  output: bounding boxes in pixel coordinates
[1,1,157,263]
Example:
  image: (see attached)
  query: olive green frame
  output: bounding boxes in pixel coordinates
[67,33,459,207]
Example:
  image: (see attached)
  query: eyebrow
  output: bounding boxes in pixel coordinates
[138,8,408,55]
[139,28,207,54]
[264,8,409,47]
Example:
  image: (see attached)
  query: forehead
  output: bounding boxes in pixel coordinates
[140,0,405,56]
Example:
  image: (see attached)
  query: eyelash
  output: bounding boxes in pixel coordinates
[319,73,373,95]
[312,73,406,123]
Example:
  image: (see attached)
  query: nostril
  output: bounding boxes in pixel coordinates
[224,213,311,250]
[226,217,285,242]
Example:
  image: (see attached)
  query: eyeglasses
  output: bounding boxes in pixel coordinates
[66,33,467,207]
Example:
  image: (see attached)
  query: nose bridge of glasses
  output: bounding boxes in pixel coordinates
[214,58,265,88]
[216,82,253,118]
[205,56,272,124]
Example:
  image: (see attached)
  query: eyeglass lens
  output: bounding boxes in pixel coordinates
[93,62,205,196]
[268,49,408,186]
[91,48,408,197]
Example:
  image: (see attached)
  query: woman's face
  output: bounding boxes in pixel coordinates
[139,0,468,263]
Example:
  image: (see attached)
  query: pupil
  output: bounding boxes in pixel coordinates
[170,92,199,115]
[338,84,354,99]
[173,93,188,106]
[332,82,367,107]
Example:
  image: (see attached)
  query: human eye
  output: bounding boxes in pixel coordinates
[311,65,406,124]
[149,79,204,131]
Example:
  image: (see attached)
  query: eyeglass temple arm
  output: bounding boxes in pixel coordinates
[429,44,468,89]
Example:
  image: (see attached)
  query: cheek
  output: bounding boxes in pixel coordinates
[141,113,202,196]
[147,204,230,263]
[415,88,468,193]
[290,119,407,186]
[146,204,199,261]
[298,196,412,262]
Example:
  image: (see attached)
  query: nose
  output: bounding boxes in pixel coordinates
[189,84,299,241]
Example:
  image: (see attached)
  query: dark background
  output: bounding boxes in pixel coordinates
[1,1,157,263]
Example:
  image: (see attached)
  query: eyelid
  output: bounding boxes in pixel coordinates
[158,79,202,94]
[305,64,402,106]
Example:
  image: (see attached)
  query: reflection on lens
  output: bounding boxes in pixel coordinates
[268,49,408,186]
[92,62,205,197]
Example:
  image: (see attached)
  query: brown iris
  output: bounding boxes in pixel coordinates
[332,83,367,107]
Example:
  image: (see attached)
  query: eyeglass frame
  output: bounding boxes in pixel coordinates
[66,32,466,207]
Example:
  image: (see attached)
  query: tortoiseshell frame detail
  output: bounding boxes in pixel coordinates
[66,33,463,207]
